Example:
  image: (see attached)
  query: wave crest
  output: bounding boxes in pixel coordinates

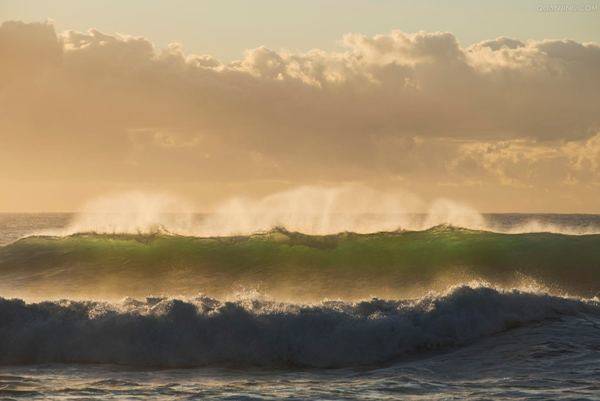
[3,228,600,300]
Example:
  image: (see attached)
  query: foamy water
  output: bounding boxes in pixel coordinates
[1,289,600,400]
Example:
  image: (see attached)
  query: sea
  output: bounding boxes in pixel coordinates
[1,212,600,400]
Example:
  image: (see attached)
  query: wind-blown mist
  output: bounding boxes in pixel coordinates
[59,187,485,236]
[64,192,197,235]
[59,188,600,236]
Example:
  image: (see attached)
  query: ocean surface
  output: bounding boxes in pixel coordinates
[1,213,600,400]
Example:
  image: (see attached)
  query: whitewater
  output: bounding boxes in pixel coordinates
[1,208,600,400]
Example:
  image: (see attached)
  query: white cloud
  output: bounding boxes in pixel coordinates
[1,20,600,210]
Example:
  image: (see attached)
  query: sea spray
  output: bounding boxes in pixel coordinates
[50,189,600,238]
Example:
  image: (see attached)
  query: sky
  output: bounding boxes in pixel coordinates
[1,1,600,212]
[2,0,600,61]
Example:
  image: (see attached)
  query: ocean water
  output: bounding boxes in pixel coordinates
[1,213,600,400]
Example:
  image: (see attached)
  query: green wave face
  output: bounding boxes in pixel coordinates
[1,226,600,300]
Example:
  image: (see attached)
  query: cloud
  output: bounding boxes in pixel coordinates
[451,133,600,187]
[1,20,600,211]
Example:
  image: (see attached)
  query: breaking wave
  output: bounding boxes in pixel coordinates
[2,226,600,299]
[0,286,597,368]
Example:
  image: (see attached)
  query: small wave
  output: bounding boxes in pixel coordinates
[0,286,597,368]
